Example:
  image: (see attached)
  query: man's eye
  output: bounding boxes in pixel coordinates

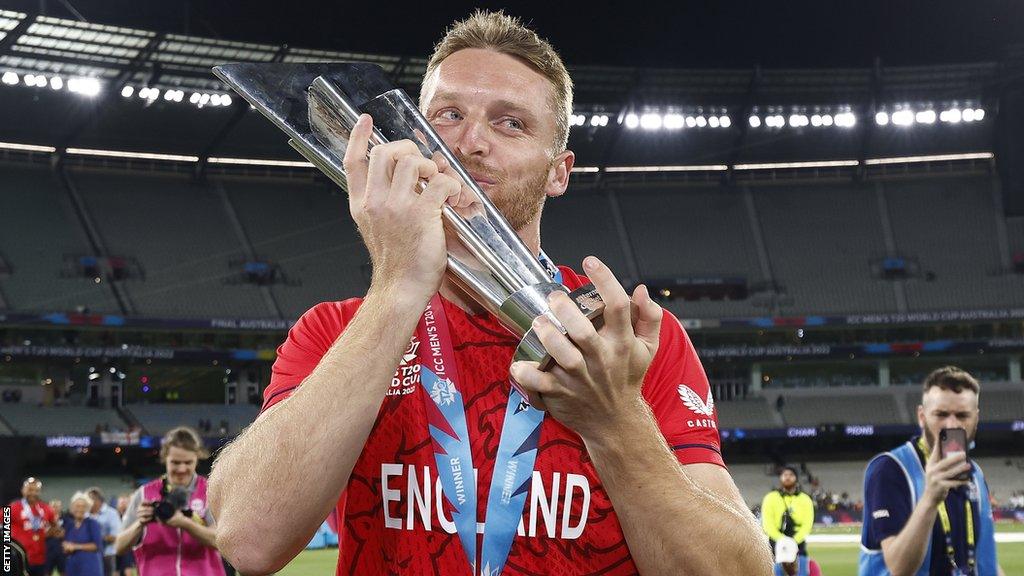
[438,110,462,121]
[503,118,524,130]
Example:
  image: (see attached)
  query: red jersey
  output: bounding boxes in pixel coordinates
[8,499,56,566]
[263,267,723,575]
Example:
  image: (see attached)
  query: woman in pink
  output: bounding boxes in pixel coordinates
[114,427,225,576]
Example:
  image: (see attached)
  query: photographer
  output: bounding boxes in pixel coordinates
[114,426,225,576]
[761,465,815,570]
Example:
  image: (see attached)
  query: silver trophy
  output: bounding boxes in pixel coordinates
[213,63,604,383]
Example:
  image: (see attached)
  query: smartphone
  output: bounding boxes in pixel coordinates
[938,427,970,481]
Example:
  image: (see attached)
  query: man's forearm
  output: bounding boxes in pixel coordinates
[583,400,772,575]
[209,287,427,574]
[880,498,937,576]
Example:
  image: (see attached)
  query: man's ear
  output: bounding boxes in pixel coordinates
[544,150,575,198]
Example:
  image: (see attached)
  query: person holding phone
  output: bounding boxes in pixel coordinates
[859,366,1005,576]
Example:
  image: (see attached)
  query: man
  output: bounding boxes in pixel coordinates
[87,487,123,576]
[8,478,59,576]
[860,366,1005,575]
[762,464,815,566]
[210,10,771,576]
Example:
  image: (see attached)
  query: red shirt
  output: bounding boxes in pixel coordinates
[263,267,723,575]
[9,499,56,566]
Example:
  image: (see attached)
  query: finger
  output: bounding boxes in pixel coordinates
[421,172,462,209]
[341,114,372,203]
[547,292,601,356]
[364,140,422,210]
[631,284,664,353]
[389,155,439,204]
[582,256,631,338]
[532,314,587,375]
[511,361,559,408]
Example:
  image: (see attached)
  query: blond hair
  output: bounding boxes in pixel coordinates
[422,10,573,152]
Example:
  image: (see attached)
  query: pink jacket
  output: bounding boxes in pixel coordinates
[135,475,225,576]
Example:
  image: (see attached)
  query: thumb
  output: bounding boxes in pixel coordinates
[631,284,663,352]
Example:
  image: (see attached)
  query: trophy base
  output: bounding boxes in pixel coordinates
[511,283,605,392]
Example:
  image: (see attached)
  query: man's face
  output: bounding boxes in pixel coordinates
[917,386,980,449]
[421,48,573,232]
[88,493,102,513]
[21,480,41,503]
[779,469,797,490]
[164,446,199,487]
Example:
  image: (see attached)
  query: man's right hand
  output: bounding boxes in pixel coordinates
[342,114,463,305]
[922,442,971,506]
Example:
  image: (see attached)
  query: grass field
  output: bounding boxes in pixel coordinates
[277,523,1024,575]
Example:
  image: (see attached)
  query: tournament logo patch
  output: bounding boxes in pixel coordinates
[430,378,458,407]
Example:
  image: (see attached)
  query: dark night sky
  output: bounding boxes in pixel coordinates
[7,0,1024,69]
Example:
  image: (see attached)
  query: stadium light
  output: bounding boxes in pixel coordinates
[67,77,100,97]
[875,111,889,126]
[733,159,859,170]
[685,116,697,128]
[695,115,708,128]
[49,76,63,90]
[719,115,731,128]
[1,71,18,85]
[975,108,985,121]
[121,85,134,98]
[891,110,913,126]
[788,114,808,128]
[748,115,761,128]
[663,113,685,129]
[708,115,720,128]
[821,114,834,126]
[65,147,200,162]
[940,108,961,123]
[208,156,315,168]
[605,164,729,172]
[589,114,609,127]
[915,110,936,124]
[0,141,57,153]
[864,151,993,165]
[222,94,233,107]
[811,114,822,127]
[624,113,639,129]
[640,113,662,130]
[834,112,856,128]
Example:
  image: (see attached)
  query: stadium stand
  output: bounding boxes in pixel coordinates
[36,475,137,507]
[0,405,127,435]
[715,398,781,428]
[754,182,897,315]
[886,177,1024,311]
[218,176,369,318]
[128,403,259,436]
[70,169,273,319]
[0,163,119,314]
[775,392,905,426]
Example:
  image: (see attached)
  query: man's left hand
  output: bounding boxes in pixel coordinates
[511,256,663,443]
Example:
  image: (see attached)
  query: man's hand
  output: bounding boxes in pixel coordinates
[922,443,971,506]
[510,256,662,442]
[342,114,463,305]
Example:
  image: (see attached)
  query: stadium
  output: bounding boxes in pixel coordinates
[0,1,1022,575]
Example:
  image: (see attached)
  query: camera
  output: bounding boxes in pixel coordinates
[152,486,193,522]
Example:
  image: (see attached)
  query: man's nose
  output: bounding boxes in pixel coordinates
[450,118,490,157]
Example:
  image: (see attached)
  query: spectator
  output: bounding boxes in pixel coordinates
[114,495,137,576]
[9,477,59,576]
[114,426,224,575]
[62,492,104,576]
[761,465,815,568]
[86,488,122,576]
[45,499,68,576]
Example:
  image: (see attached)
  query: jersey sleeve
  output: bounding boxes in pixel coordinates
[261,299,361,413]
[862,455,913,549]
[641,309,724,467]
